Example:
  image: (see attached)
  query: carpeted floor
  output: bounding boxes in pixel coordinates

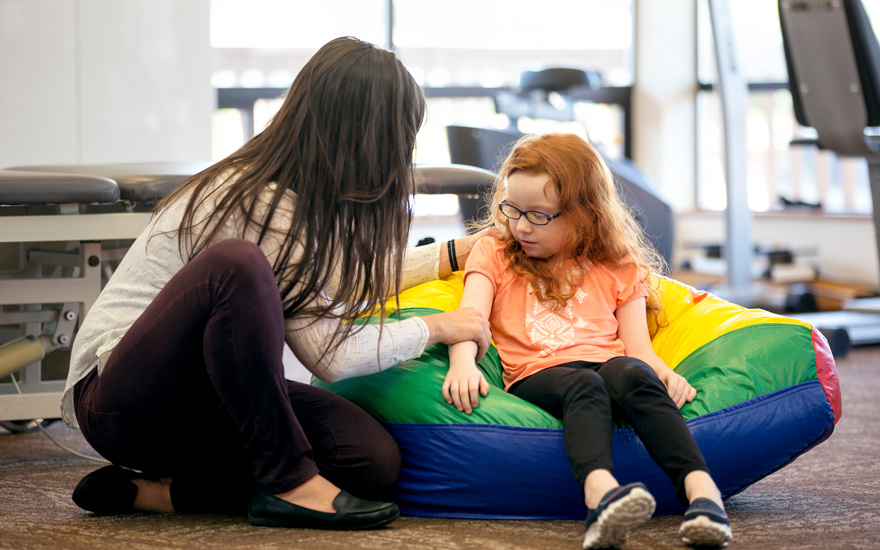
[1,347,878,550]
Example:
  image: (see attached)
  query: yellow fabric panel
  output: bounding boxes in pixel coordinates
[382,273,813,371]
[384,273,465,316]
[650,276,811,369]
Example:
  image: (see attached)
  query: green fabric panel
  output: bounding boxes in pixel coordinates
[319,310,817,428]
[676,323,817,419]
[314,308,562,428]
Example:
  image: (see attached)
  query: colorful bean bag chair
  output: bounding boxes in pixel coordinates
[313,274,841,519]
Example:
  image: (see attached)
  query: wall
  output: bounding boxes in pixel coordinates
[632,0,697,213]
[0,0,212,168]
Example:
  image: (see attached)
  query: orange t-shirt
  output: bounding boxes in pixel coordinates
[464,237,648,389]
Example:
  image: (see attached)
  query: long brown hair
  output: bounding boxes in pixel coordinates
[156,37,426,354]
[478,133,665,318]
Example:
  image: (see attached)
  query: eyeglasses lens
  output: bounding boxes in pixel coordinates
[500,203,519,219]
[526,212,548,225]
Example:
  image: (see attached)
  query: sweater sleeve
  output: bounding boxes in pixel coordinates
[283,245,438,381]
[227,186,436,381]
[401,242,440,290]
[284,309,430,383]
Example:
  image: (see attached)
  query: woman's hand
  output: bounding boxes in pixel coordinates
[442,360,490,414]
[655,367,696,409]
[421,307,492,361]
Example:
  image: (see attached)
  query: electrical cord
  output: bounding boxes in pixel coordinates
[8,373,110,465]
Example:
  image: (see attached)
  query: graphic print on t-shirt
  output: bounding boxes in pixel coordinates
[524,282,590,357]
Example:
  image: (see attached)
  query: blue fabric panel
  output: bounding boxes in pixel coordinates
[687,379,835,502]
[384,380,835,520]
[386,423,582,520]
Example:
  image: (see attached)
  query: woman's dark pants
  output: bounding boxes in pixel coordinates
[74,239,400,514]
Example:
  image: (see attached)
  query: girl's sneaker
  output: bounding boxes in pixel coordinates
[583,482,656,549]
[679,497,733,547]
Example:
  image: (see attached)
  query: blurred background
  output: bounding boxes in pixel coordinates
[1,0,878,286]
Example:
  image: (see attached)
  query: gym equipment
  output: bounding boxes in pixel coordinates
[0,163,208,421]
[778,0,880,346]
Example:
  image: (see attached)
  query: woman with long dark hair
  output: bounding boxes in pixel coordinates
[63,37,492,530]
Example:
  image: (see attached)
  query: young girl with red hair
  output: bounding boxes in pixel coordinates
[444,133,733,548]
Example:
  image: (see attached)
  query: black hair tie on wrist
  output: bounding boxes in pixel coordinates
[447,239,459,272]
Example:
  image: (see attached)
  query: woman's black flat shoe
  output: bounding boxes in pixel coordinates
[247,490,399,530]
[71,465,140,515]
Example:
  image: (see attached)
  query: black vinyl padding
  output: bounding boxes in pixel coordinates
[0,170,119,205]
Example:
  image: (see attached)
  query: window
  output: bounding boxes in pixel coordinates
[393,0,634,88]
[210,0,389,159]
[210,0,636,166]
[395,0,634,165]
[211,0,388,79]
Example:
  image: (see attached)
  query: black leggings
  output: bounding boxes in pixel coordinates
[74,239,400,514]
[508,357,707,505]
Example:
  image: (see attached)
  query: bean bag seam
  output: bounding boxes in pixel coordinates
[380,379,826,435]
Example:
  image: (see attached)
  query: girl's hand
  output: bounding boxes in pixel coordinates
[438,271,494,415]
[422,307,492,361]
[616,299,696,409]
[442,361,490,414]
[656,367,696,409]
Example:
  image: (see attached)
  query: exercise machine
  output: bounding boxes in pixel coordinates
[777,0,880,349]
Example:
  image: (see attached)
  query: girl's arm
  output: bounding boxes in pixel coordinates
[616,297,696,408]
[443,272,495,414]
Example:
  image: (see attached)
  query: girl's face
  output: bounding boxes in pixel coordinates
[504,171,567,259]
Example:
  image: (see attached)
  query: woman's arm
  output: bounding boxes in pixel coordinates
[287,298,491,384]
[616,297,696,408]
[285,313,427,383]
[437,228,501,279]
[247,190,494,381]
[352,228,501,294]
[442,272,495,414]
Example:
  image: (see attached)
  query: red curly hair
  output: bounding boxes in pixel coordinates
[474,133,665,316]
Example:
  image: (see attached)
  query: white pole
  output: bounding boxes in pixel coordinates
[708,0,755,303]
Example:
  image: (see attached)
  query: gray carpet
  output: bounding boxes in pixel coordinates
[2,347,878,550]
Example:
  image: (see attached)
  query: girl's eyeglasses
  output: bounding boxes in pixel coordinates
[499,201,560,226]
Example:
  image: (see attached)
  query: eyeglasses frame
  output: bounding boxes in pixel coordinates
[498,200,561,226]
